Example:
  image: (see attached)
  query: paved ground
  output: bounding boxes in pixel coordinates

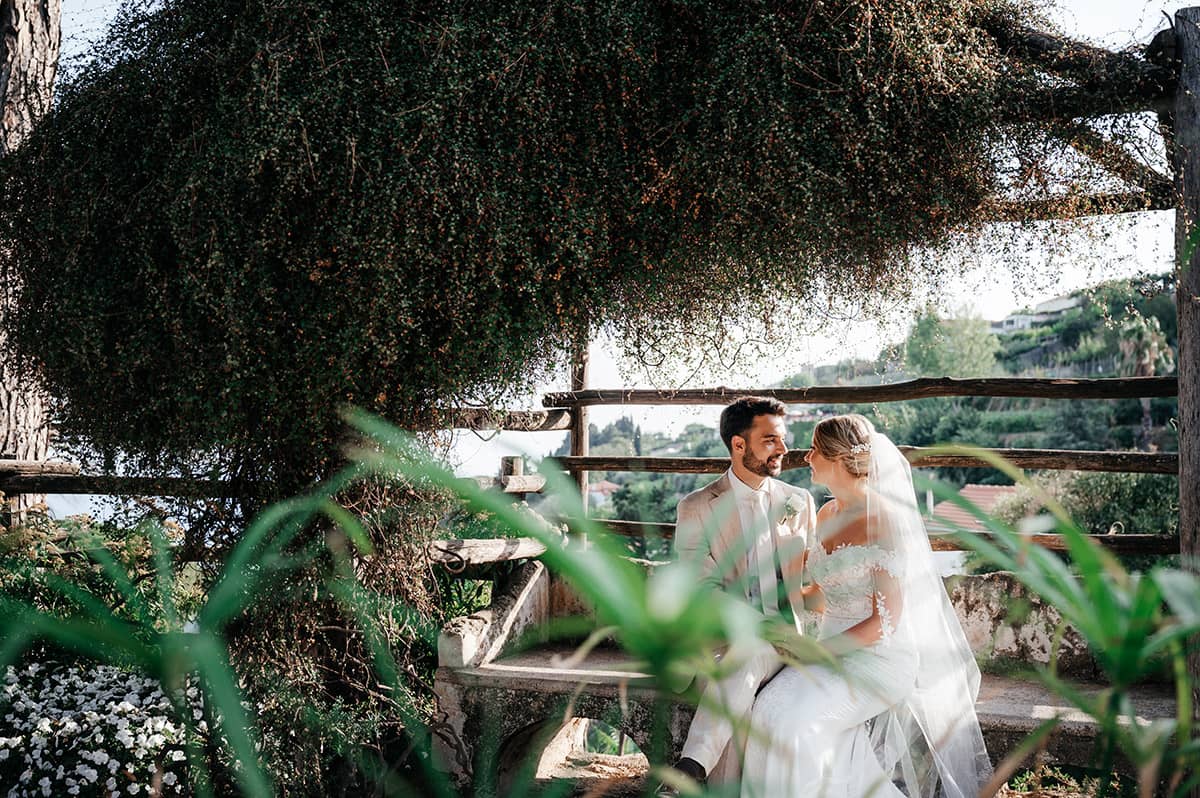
[533,744,1135,797]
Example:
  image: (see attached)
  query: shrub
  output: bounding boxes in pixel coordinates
[994,470,1179,539]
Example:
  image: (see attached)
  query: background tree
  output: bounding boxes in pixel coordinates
[0,0,60,514]
[903,307,1001,378]
[1118,313,1175,450]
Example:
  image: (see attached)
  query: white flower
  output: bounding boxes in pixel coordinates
[106,777,117,790]
[784,493,807,520]
[128,784,141,794]
[169,749,186,762]
[162,772,178,786]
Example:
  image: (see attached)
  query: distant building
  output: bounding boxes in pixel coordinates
[989,294,1083,336]
[588,479,622,507]
[990,313,1038,335]
[925,484,1021,535]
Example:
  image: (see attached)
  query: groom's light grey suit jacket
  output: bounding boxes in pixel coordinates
[673,472,816,633]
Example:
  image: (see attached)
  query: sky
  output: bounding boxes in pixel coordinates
[50,0,1198,485]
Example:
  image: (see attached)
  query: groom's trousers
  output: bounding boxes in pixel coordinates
[679,636,783,776]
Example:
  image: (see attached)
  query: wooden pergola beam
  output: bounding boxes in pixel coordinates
[432,407,572,432]
[1172,7,1200,733]
[984,17,1175,107]
[543,377,1177,407]
[984,189,1174,223]
[1050,121,1173,193]
[0,467,545,497]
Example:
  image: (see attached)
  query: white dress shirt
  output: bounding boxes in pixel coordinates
[726,469,779,616]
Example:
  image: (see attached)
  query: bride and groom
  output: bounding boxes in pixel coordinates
[661,397,992,797]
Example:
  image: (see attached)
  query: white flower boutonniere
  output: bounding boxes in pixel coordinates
[782,493,807,523]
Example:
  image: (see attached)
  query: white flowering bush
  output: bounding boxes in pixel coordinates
[0,662,197,797]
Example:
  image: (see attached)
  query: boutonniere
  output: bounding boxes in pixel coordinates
[781,493,807,523]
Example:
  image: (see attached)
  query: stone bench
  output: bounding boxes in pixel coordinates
[431,555,1177,792]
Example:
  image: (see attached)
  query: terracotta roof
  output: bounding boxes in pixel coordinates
[928,484,1019,533]
[589,479,622,497]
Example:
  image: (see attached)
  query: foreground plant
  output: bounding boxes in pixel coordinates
[9,417,1185,797]
[921,445,1200,796]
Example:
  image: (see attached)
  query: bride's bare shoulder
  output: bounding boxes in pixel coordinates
[816,499,870,551]
[816,498,838,523]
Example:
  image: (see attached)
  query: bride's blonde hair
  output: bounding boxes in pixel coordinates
[811,414,873,478]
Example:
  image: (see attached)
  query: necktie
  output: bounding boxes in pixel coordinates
[750,491,779,617]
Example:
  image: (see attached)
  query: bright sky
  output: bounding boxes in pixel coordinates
[52,0,1195,480]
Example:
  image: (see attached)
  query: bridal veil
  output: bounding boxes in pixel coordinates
[864,427,993,798]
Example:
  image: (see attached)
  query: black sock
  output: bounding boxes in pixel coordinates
[674,757,706,781]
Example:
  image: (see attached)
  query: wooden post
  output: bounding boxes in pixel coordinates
[568,338,590,514]
[500,455,526,503]
[1175,6,1200,764]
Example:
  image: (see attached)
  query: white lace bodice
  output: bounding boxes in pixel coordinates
[806,539,901,641]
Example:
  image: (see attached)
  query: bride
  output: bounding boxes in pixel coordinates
[740,414,992,798]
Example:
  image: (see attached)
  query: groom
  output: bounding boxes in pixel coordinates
[661,396,816,794]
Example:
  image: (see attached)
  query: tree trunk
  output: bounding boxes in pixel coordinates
[1174,9,1200,793]
[0,0,61,516]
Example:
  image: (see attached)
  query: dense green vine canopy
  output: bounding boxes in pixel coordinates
[1,0,1098,483]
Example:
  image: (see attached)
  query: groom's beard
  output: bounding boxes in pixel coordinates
[743,449,783,477]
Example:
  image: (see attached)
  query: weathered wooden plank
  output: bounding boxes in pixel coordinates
[568,341,590,512]
[0,460,79,477]
[470,474,546,495]
[0,475,249,497]
[434,408,572,432]
[0,472,544,498]
[1051,122,1173,195]
[558,448,1178,475]
[592,519,1179,555]
[984,17,1175,108]
[543,377,1178,407]
[426,538,548,570]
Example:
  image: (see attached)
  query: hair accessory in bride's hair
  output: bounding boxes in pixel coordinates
[849,442,870,455]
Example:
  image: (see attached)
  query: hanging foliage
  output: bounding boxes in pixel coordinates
[0,0,1153,485]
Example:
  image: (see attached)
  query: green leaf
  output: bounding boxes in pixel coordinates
[1153,568,1200,626]
[187,632,274,798]
[320,499,375,556]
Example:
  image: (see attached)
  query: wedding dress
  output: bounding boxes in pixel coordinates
[740,430,992,798]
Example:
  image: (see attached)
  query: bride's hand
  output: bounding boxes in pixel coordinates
[801,583,826,614]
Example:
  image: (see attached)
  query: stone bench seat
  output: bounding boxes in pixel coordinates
[437,644,1177,786]
[431,558,1179,791]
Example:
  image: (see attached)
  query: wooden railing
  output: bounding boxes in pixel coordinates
[473,374,1182,559]
[0,375,1181,558]
[594,519,1181,555]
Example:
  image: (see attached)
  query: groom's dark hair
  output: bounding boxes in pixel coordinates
[720,396,787,452]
